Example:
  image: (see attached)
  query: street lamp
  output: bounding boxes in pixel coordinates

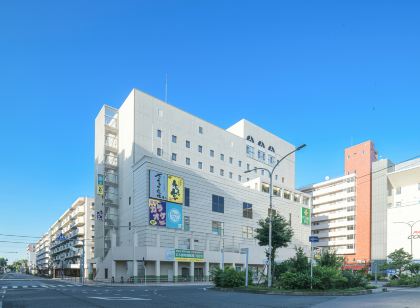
[393,220,420,256]
[244,144,306,288]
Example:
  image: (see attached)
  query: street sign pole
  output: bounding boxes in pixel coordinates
[310,244,313,290]
[241,248,249,288]
[308,235,319,290]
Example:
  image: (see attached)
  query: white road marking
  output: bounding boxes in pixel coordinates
[66,285,74,287]
[88,296,151,301]
[12,286,17,289]
[1,287,6,289]
[22,286,28,288]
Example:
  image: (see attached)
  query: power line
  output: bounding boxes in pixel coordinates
[0,233,41,239]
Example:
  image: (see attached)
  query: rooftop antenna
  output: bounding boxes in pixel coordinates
[165,73,168,103]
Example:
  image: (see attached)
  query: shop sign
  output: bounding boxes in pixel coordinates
[166,202,183,229]
[175,249,204,262]
[149,170,167,200]
[301,207,310,225]
[149,199,166,227]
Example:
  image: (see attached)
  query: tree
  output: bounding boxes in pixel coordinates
[0,257,8,268]
[254,213,293,265]
[384,248,412,275]
[407,263,420,276]
[318,249,344,269]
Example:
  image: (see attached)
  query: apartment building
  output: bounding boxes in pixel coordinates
[93,89,311,282]
[34,197,95,278]
[302,174,357,255]
[371,158,420,269]
[26,244,37,274]
[302,141,378,266]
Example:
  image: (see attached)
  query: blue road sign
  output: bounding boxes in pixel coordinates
[309,236,319,243]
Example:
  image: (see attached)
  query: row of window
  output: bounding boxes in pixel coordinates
[246,145,276,165]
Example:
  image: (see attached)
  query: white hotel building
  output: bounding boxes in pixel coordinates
[301,174,357,255]
[94,89,311,282]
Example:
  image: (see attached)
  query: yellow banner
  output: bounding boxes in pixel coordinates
[175,257,204,262]
[97,184,104,195]
[167,175,184,204]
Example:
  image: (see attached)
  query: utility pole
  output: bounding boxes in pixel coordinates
[80,239,85,285]
[244,144,306,288]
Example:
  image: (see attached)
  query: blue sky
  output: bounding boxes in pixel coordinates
[0,0,419,261]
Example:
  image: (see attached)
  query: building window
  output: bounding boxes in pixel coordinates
[171,153,177,161]
[186,157,191,165]
[243,202,252,219]
[396,201,401,206]
[347,187,354,193]
[262,183,269,193]
[275,175,278,181]
[220,169,224,176]
[347,234,354,240]
[157,129,162,138]
[242,226,253,239]
[105,268,108,279]
[185,188,190,207]
[347,216,354,221]
[198,162,203,169]
[212,221,223,235]
[172,135,177,143]
[258,141,265,148]
[246,145,254,158]
[210,149,214,157]
[220,154,224,161]
[282,177,285,183]
[157,148,163,156]
[396,187,401,195]
[347,225,354,230]
[186,140,191,148]
[347,196,355,202]
[283,191,291,200]
[129,197,131,205]
[210,165,214,173]
[129,222,131,230]
[238,160,242,167]
[229,157,233,164]
[268,155,275,165]
[212,195,224,213]
[184,216,190,231]
[347,244,354,249]
[418,183,420,191]
[199,126,203,134]
[273,187,281,196]
[247,163,250,170]
[229,172,233,179]
[238,175,242,182]
[347,206,355,212]
[198,145,203,153]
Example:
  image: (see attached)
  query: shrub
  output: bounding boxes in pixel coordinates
[312,266,347,290]
[212,267,251,288]
[277,272,313,290]
[342,270,368,288]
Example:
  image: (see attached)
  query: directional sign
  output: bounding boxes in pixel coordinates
[309,236,319,243]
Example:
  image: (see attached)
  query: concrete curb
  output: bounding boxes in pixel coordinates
[212,287,373,296]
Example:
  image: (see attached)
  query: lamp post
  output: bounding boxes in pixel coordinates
[244,144,306,288]
[393,220,420,256]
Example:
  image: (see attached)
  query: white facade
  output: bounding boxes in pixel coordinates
[94,89,311,282]
[34,197,95,278]
[26,244,37,274]
[385,159,420,261]
[302,174,357,255]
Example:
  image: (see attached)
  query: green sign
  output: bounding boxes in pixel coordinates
[175,249,204,262]
[301,207,310,225]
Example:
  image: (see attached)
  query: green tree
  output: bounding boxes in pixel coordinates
[407,263,420,276]
[254,213,293,265]
[383,248,412,275]
[318,249,344,269]
[0,257,8,268]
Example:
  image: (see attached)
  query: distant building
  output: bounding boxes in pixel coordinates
[371,158,420,270]
[26,244,36,274]
[34,197,95,278]
[302,141,378,266]
[93,89,311,282]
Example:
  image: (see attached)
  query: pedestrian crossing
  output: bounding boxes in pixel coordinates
[1,284,82,290]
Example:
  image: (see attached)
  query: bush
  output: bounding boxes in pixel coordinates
[277,272,314,290]
[342,270,368,288]
[312,266,347,290]
[385,274,420,287]
[212,268,251,288]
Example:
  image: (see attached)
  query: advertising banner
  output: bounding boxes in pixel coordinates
[167,175,184,203]
[166,202,183,229]
[97,174,104,195]
[150,170,168,200]
[149,199,166,227]
[301,207,310,225]
[175,249,204,262]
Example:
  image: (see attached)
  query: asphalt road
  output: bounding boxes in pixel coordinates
[2,272,420,307]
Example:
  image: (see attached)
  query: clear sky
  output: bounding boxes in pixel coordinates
[0,1,419,262]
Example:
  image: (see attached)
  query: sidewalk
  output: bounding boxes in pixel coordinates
[53,278,213,288]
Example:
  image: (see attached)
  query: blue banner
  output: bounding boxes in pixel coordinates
[166,202,183,229]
